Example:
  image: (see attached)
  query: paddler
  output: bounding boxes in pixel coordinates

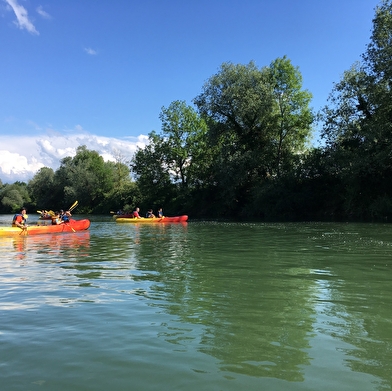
[12,207,28,230]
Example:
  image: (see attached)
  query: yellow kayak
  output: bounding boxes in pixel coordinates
[116,215,188,223]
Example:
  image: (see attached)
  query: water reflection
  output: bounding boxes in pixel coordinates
[311,259,392,390]
[10,231,91,260]
[129,222,392,387]
[128,223,315,381]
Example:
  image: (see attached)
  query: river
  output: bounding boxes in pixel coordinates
[0,215,391,390]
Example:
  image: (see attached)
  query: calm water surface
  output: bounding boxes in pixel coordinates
[0,215,391,390]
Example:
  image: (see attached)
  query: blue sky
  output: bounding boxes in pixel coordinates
[0,0,379,183]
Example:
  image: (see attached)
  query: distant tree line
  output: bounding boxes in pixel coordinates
[1,1,392,221]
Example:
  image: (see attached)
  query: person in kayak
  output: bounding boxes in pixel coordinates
[52,211,62,225]
[61,210,72,223]
[146,209,155,218]
[132,207,142,218]
[157,208,163,218]
[12,207,28,229]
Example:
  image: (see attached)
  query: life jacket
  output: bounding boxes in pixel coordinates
[61,215,70,222]
[12,213,26,226]
[52,216,60,225]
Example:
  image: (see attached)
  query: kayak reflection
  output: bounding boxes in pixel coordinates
[11,231,90,260]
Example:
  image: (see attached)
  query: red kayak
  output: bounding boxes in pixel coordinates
[0,219,91,236]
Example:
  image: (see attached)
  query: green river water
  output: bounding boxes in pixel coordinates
[0,215,391,390]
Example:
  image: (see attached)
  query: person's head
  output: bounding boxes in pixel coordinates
[20,207,26,214]
[60,209,64,214]
[136,207,140,212]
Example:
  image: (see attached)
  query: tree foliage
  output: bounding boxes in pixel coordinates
[319,0,392,219]
[0,182,31,213]
[194,58,313,215]
[131,101,210,213]
[23,146,137,214]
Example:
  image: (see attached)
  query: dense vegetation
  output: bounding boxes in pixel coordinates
[1,1,392,221]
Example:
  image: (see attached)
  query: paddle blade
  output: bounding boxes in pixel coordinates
[69,201,78,212]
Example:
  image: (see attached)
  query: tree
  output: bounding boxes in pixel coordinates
[131,101,209,212]
[27,167,56,209]
[19,147,138,214]
[104,158,140,213]
[52,146,119,212]
[131,131,174,208]
[194,58,313,215]
[159,100,209,189]
[0,182,31,213]
[319,0,392,219]
[268,56,313,177]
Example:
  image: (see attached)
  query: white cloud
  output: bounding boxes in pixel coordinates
[84,47,97,55]
[36,5,51,19]
[0,150,44,179]
[4,0,39,35]
[0,132,148,184]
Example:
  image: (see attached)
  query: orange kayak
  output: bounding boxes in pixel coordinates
[0,219,91,236]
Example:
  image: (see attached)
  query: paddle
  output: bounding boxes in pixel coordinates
[37,210,55,216]
[19,226,27,235]
[69,200,78,212]
[65,222,76,232]
[64,202,77,231]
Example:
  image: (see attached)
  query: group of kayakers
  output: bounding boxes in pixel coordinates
[11,207,72,230]
[116,207,163,219]
[50,210,72,225]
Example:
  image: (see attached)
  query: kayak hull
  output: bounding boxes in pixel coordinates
[0,219,91,237]
[116,215,188,223]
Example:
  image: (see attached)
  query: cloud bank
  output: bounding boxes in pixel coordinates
[0,132,148,184]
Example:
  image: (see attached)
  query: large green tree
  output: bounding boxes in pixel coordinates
[194,58,313,215]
